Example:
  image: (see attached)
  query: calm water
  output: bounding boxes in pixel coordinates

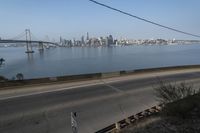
[0,44,200,79]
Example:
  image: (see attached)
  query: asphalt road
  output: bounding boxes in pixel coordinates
[1,71,200,133]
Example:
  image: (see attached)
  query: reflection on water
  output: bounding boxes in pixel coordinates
[39,50,44,60]
[27,53,34,64]
[1,44,200,79]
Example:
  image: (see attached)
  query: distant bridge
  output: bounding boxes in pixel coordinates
[0,39,58,45]
[0,29,59,53]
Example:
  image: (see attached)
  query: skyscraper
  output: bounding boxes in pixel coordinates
[60,36,63,45]
[81,36,85,45]
[86,32,89,40]
[108,35,114,44]
[105,37,109,46]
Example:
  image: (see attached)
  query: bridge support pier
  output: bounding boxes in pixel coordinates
[25,48,34,53]
[38,42,44,51]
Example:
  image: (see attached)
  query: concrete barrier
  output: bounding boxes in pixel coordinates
[0,73,102,89]
[101,72,120,78]
[1,65,200,89]
[120,70,135,75]
[49,77,58,81]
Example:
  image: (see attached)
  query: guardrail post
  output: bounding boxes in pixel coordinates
[125,118,131,124]
[115,122,120,131]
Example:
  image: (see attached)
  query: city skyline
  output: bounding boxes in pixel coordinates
[0,0,200,40]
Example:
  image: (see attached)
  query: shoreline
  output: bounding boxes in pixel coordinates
[0,42,199,48]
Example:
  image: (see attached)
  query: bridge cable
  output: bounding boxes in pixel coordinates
[29,31,40,41]
[89,0,200,38]
[8,31,26,40]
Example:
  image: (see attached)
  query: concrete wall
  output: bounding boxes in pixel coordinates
[1,65,200,89]
[101,72,120,78]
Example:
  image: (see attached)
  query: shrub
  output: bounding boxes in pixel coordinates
[16,73,24,81]
[154,80,200,118]
[154,80,196,104]
[0,75,8,82]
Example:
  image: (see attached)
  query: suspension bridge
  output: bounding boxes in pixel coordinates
[0,29,59,53]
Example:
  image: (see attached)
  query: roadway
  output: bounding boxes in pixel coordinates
[1,68,200,133]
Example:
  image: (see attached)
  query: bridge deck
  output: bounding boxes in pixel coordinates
[0,39,58,46]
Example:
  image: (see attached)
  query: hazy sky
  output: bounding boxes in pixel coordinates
[0,0,200,40]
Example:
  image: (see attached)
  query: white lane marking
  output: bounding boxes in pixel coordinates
[0,75,143,100]
[1,73,200,101]
[0,81,104,100]
[100,79,123,93]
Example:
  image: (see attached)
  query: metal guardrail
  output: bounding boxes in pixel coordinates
[95,104,163,133]
[96,124,116,133]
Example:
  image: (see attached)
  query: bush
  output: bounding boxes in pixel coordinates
[0,75,8,82]
[154,80,200,118]
[154,80,197,104]
[16,73,24,81]
[163,97,196,118]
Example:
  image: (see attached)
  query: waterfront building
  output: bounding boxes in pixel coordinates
[81,36,85,46]
[73,38,76,46]
[105,37,109,46]
[99,37,103,46]
[86,32,89,41]
[108,35,114,45]
[90,38,100,46]
[114,39,118,46]
[60,36,62,44]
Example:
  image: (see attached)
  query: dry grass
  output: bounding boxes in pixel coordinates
[120,116,200,133]
[120,85,200,133]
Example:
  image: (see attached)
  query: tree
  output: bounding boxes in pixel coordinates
[0,58,5,65]
[0,75,7,82]
[16,73,24,81]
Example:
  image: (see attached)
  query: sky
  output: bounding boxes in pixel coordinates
[0,0,200,41]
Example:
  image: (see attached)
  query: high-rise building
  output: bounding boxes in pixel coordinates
[99,37,104,46]
[86,32,89,40]
[105,37,109,46]
[81,36,85,45]
[60,36,64,46]
[108,35,114,45]
[73,38,76,46]
[114,39,118,46]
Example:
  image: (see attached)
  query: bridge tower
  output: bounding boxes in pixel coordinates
[25,29,34,53]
